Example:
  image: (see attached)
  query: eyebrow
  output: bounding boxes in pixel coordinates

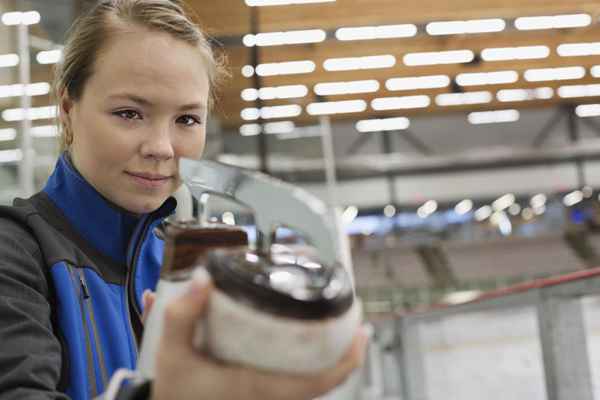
[107,94,206,112]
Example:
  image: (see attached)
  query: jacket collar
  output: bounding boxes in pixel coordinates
[43,152,175,265]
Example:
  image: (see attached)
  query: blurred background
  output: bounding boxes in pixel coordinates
[4,0,600,398]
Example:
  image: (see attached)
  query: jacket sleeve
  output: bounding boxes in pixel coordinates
[0,217,70,400]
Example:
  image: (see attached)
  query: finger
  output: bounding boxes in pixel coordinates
[161,270,212,348]
[141,290,156,324]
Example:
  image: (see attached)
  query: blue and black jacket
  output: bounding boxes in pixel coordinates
[0,153,175,399]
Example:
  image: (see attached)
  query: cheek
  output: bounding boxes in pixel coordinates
[177,131,206,158]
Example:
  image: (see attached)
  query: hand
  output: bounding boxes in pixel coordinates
[151,276,368,400]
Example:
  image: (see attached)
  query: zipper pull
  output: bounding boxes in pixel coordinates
[80,277,90,299]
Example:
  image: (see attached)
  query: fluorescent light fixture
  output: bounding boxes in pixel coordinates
[417,200,438,218]
[0,149,22,163]
[456,70,518,86]
[443,290,482,305]
[336,24,417,41]
[515,14,591,30]
[386,75,450,91]
[2,105,58,121]
[0,54,19,68]
[403,50,474,66]
[383,204,396,218]
[355,117,410,133]
[530,194,547,208]
[557,42,600,57]
[524,66,585,82]
[426,19,505,35]
[563,190,583,207]
[243,29,326,47]
[342,206,358,225]
[246,0,335,5]
[497,87,553,102]
[241,108,260,121]
[264,121,295,134]
[241,65,255,77]
[371,95,430,110]
[241,85,308,101]
[558,84,600,98]
[240,124,261,136]
[1,11,40,25]
[255,60,316,76]
[492,193,516,211]
[576,104,600,117]
[323,55,395,71]
[490,211,512,236]
[314,80,379,96]
[261,104,302,119]
[435,91,492,106]
[474,205,492,221]
[36,49,62,64]
[31,125,58,137]
[0,82,51,98]
[306,100,367,115]
[508,203,521,216]
[454,199,473,215]
[0,128,16,141]
[468,109,520,125]
[481,45,550,61]
[533,205,546,215]
[591,65,600,78]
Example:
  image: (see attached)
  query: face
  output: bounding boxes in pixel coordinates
[63,25,210,214]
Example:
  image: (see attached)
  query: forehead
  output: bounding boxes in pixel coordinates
[86,25,210,104]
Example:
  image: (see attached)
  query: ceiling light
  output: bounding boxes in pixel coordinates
[356,117,410,132]
[515,14,591,30]
[575,104,600,118]
[435,91,492,106]
[245,0,335,5]
[417,200,438,218]
[323,55,395,71]
[0,128,16,142]
[524,66,585,82]
[468,110,519,125]
[241,85,308,101]
[530,194,547,208]
[474,205,492,221]
[591,65,600,78]
[481,45,550,61]
[314,80,379,96]
[557,42,600,57]
[264,121,295,134]
[456,70,518,86]
[558,84,600,98]
[497,87,553,102]
[241,108,260,121]
[31,125,58,137]
[243,29,326,47]
[386,75,450,91]
[342,206,359,224]
[255,60,316,76]
[307,100,367,115]
[492,193,516,211]
[521,207,534,221]
[2,105,58,121]
[563,190,584,207]
[490,211,512,236]
[426,19,505,35]
[336,24,417,41]
[508,203,521,216]
[371,95,430,110]
[0,82,50,98]
[403,50,474,66]
[36,49,62,64]
[383,204,397,218]
[240,124,261,136]
[0,149,22,164]
[0,54,19,68]
[1,11,40,26]
[260,105,302,119]
[454,199,473,215]
[241,65,255,78]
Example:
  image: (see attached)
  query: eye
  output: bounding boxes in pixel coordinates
[176,114,202,126]
[113,109,142,120]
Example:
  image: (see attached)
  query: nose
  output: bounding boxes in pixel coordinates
[140,122,175,161]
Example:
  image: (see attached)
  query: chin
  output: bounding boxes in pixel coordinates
[122,196,166,215]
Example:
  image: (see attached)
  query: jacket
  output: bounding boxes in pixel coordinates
[0,153,175,399]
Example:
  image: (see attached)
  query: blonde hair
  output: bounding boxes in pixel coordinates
[54,0,228,151]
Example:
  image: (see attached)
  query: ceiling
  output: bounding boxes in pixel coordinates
[183,0,600,131]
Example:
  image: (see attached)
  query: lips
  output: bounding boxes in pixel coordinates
[126,171,172,180]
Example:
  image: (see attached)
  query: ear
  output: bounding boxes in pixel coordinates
[59,88,74,128]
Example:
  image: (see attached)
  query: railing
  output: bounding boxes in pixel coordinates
[363,268,600,400]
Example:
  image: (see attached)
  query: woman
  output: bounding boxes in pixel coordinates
[0,1,367,399]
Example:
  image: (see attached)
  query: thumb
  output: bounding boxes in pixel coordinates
[161,269,212,348]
